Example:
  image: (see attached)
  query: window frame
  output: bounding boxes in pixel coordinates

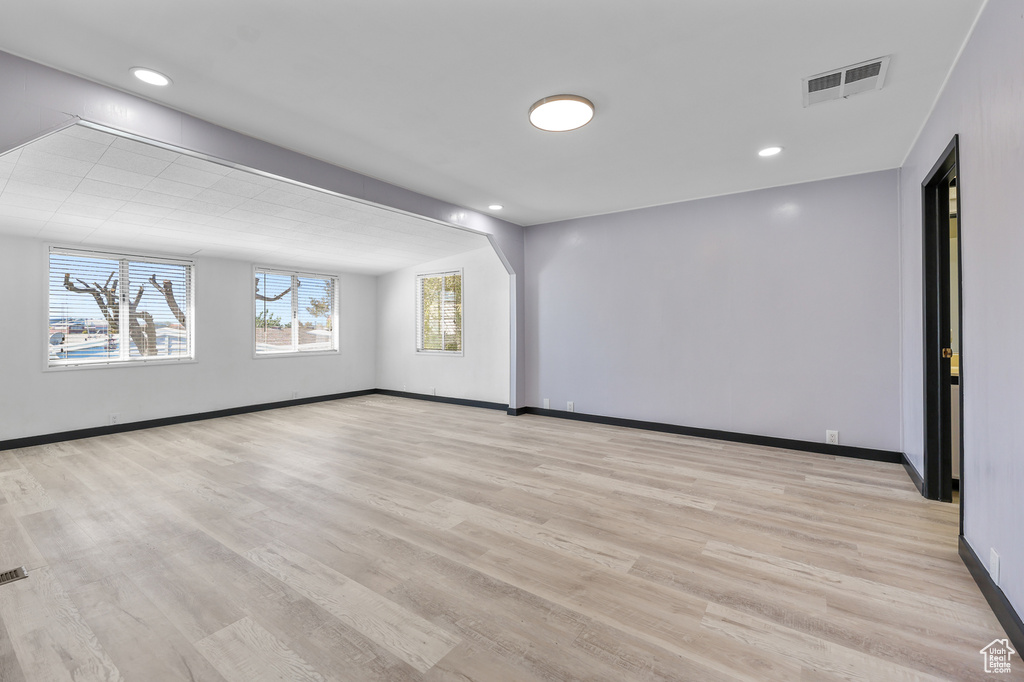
[252,265,340,359]
[415,269,464,356]
[45,245,196,370]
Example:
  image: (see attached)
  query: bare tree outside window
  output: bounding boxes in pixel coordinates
[48,250,193,366]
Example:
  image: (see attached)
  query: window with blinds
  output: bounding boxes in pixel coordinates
[48,248,194,367]
[254,268,338,355]
[416,270,462,353]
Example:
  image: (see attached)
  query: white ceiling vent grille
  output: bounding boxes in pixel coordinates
[803,56,890,107]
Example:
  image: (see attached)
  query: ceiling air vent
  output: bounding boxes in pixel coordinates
[803,56,890,107]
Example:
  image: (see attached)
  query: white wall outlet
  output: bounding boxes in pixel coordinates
[543,398,550,409]
[826,430,839,445]
[431,387,436,396]
[109,413,120,426]
[403,385,407,392]
[567,401,574,412]
[990,549,1001,585]
[291,391,298,400]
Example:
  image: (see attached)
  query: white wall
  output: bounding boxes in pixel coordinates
[525,170,901,451]
[0,235,377,441]
[376,245,509,405]
[899,0,1024,617]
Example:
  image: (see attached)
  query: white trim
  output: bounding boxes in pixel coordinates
[46,244,196,369]
[415,268,464,356]
[252,264,340,358]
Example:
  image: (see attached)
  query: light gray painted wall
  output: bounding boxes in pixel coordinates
[0,235,376,440]
[899,0,1024,617]
[0,49,527,407]
[526,170,901,451]
[376,246,509,404]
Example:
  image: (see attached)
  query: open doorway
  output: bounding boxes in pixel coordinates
[921,135,963,521]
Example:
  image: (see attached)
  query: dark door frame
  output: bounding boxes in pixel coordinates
[921,134,963,519]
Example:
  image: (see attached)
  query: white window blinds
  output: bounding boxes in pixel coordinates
[416,270,462,353]
[48,248,194,367]
[254,269,338,355]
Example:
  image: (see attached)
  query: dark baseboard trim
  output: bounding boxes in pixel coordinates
[375,389,507,411]
[960,535,1024,652]
[902,454,925,494]
[0,389,378,451]
[517,407,903,463]
[0,392,898,466]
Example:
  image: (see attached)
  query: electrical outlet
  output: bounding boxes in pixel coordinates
[431,387,436,396]
[403,385,407,392]
[826,430,839,445]
[108,413,120,426]
[990,549,1001,585]
[567,401,574,412]
[543,398,550,409]
[291,391,298,400]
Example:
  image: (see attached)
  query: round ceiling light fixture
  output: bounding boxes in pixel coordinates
[130,67,172,86]
[529,95,594,132]
[488,204,504,211]
[758,146,783,157]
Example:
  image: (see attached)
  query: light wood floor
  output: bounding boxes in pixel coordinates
[0,395,1015,681]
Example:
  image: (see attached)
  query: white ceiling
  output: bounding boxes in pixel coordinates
[0,125,488,274]
[0,1,985,226]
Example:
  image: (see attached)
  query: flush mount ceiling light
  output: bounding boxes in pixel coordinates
[130,67,171,86]
[488,204,503,210]
[759,146,783,157]
[529,95,594,132]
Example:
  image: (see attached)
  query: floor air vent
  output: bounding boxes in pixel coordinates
[0,566,28,586]
[803,56,890,107]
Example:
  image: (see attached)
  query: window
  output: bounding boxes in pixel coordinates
[48,248,194,367]
[416,270,462,353]
[254,268,338,355]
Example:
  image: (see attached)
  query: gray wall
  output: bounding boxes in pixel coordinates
[0,235,376,441]
[0,49,527,407]
[376,245,510,404]
[899,0,1024,618]
[526,170,901,451]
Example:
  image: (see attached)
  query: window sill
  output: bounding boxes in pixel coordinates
[45,357,198,372]
[253,349,341,360]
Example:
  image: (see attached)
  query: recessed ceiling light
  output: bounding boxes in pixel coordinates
[488,204,503,211]
[759,146,783,157]
[130,67,171,86]
[529,95,594,132]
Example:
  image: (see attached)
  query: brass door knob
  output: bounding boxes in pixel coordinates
[942,348,953,359]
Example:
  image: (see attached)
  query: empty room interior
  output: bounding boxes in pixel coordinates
[0,1,1022,680]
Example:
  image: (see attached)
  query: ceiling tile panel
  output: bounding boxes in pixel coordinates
[208,176,265,199]
[158,163,229,188]
[96,146,173,176]
[30,134,110,164]
[15,149,93,177]
[110,137,180,162]
[9,165,83,191]
[143,177,205,200]
[85,163,154,189]
[75,178,141,201]
[3,180,73,203]
[0,126,491,274]
[0,192,63,213]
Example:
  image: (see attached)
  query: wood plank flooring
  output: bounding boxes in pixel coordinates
[0,395,1016,681]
